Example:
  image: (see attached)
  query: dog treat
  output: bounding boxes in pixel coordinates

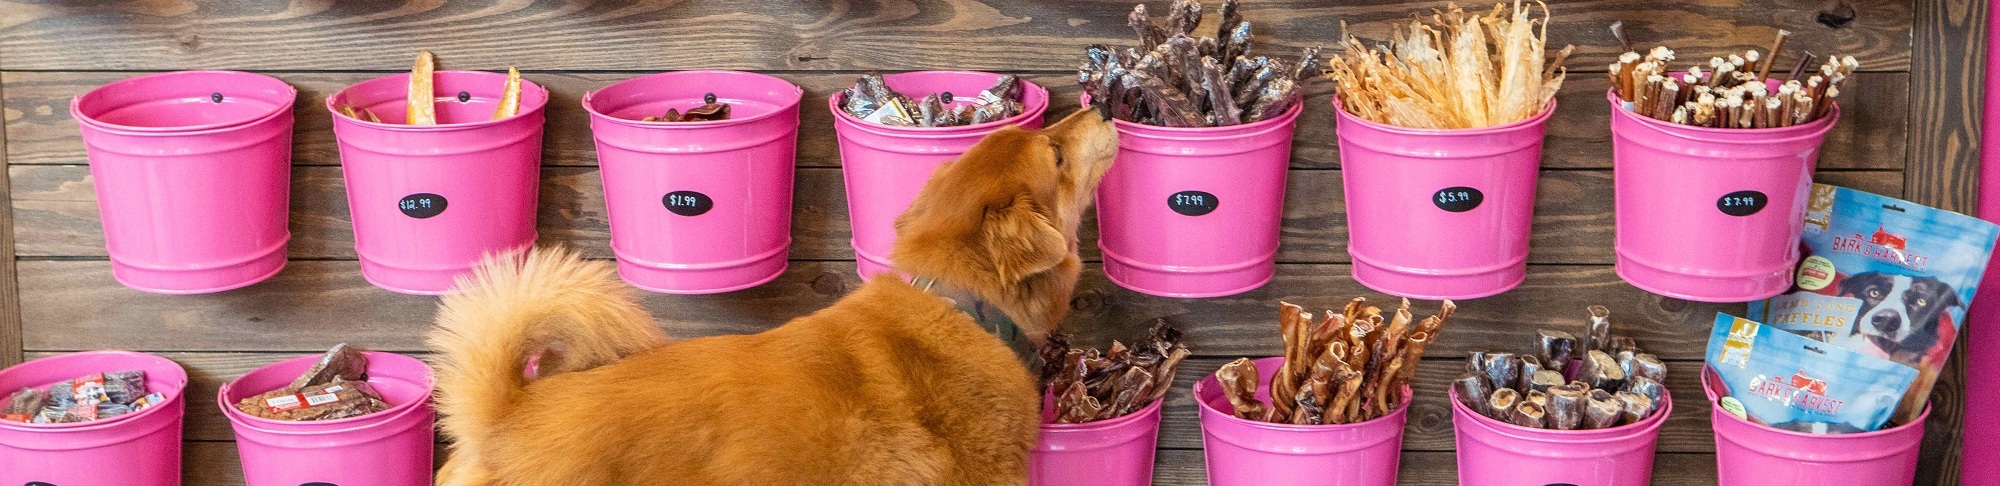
[1326,1,1571,129]
[1615,390,1655,424]
[493,66,522,120]
[1037,320,1188,424]
[2,370,154,424]
[1465,306,1667,430]
[236,379,390,421]
[289,343,369,393]
[1,388,47,423]
[1508,400,1548,428]
[1079,0,1315,127]
[1707,313,1917,433]
[1749,184,2000,426]
[1215,298,1454,425]
[406,51,437,125]
[642,93,733,123]
[1536,329,1576,373]
[233,344,393,422]
[1453,372,1491,416]
[1609,32,1856,128]
[1486,387,1520,421]
[841,73,1022,128]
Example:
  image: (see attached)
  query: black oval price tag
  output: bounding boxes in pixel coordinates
[1717,190,1768,217]
[398,193,448,219]
[28,482,58,486]
[1167,191,1219,216]
[1432,186,1483,212]
[663,191,714,216]
[302,483,338,486]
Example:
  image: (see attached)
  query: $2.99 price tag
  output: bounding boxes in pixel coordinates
[1167,190,1219,216]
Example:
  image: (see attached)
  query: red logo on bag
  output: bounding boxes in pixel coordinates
[1789,372,1829,395]
[1871,227,1907,250]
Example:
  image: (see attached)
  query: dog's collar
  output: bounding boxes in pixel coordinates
[911,276,1027,350]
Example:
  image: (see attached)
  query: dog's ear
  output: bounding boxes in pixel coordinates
[983,194,1067,283]
[1838,272,1878,297]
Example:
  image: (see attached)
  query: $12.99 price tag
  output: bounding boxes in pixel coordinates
[398,193,448,219]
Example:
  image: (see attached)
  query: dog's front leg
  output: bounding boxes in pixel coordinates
[435,450,498,486]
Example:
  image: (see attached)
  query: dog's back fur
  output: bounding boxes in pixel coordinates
[430,107,1119,485]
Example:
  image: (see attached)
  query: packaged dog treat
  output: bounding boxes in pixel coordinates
[1,370,152,424]
[232,343,392,421]
[1455,305,1665,430]
[1213,297,1455,425]
[1036,320,1190,424]
[1749,184,2000,423]
[839,73,1024,127]
[1706,313,1917,433]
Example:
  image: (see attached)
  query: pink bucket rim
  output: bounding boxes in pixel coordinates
[325,70,551,131]
[1333,98,1558,136]
[826,70,1050,136]
[1041,396,1165,432]
[216,351,435,429]
[582,70,804,129]
[1447,386,1672,441]
[1605,88,1840,138]
[1192,357,1413,432]
[72,70,298,134]
[0,350,189,431]
[1699,367,1931,439]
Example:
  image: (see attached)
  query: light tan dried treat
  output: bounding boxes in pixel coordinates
[492,66,522,120]
[406,51,437,125]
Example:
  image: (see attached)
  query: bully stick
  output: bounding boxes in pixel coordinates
[1758,29,1791,81]
[1584,388,1624,429]
[1217,358,1271,421]
[1537,329,1577,373]
[1271,302,1312,421]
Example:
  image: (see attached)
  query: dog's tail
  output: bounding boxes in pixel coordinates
[427,246,668,447]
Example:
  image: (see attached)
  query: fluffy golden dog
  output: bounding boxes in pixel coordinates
[428,106,1118,485]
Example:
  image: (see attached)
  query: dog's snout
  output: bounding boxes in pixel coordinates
[1871,312,1903,334]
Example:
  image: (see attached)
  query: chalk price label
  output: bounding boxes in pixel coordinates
[28,482,58,486]
[302,483,339,486]
[1432,186,1483,212]
[1717,190,1768,217]
[663,191,714,216]
[1168,191,1219,216]
[398,193,448,219]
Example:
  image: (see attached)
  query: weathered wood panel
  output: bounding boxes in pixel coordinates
[6,165,1905,265]
[24,260,1747,361]
[5,72,1911,172]
[0,0,1911,72]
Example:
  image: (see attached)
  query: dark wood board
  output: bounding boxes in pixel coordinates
[0,0,1910,72]
[6,165,1905,266]
[5,72,1911,172]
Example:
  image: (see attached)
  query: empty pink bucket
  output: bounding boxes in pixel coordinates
[1336,102,1552,300]
[1609,90,1838,302]
[583,71,804,293]
[1449,386,1670,486]
[219,351,435,486]
[73,70,297,294]
[1096,104,1302,298]
[1703,374,1927,485]
[0,351,188,486]
[830,71,1049,277]
[1031,397,1164,486]
[327,71,550,294]
[1193,357,1408,486]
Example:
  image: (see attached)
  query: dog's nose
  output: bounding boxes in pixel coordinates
[1872,312,1903,333]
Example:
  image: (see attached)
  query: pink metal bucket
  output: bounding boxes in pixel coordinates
[1702,374,1927,485]
[72,70,297,294]
[218,351,435,486]
[1031,398,1164,486]
[582,71,804,293]
[327,71,550,295]
[0,351,189,486]
[1449,386,1670,486]
[1193,357,1408,486]
[1608,90,1838,302]
[1336,102,1552,300]
[829,71,1050,277]
[1096,104,1303,298]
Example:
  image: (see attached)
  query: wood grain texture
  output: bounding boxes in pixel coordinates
[24,352,1712,453]
[5,71,1912,172]
[23,259,1754,362]
[5,164,1906,266]
[1907,0,1989,484]
[0,0,1911,72]
[0,77,14,367]
[170,440,1716,485]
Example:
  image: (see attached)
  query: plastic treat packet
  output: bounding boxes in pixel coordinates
[237,379,390,421]
[68,374,110,408]
[103,370,145,405]
[2,387,47,422]
[131,392,167,412]
[1749,184,2000,424]
[290,343,370,393]
[1706,313,1918,433]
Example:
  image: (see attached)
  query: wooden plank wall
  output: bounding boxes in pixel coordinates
[0,1,1970,484]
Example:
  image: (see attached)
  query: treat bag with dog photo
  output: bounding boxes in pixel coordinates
[1706,313,1919,433]
[1749,183,2000,423]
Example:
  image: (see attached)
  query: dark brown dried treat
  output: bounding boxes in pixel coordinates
[675,103,731,122]
[1584,305,1613,353]
[1217,358,1270,421]
[917,94,945,127]
[1517,356,1543,391]
[1233,57,1279,109]
[1128,5,1166,50]
[1104,367,1156,418]
[1508,401,1548,428]
[1586,389,1625,429]
[1486,387,1521,421]
[840,74,896,118]
[1622,375,1665,402]
[1133,72,1205,127]
[4,388,47,417]
[985,74,1022,102]
[1055,382,1103,424]
[1215,0,1245,43]
[1615,390,1656,424]
[1245,76,1297,122]
[1453,372,1491,416]
[1147,345,1192,404]
[1536,329,1578,373]
[1165,0,1203,37]
[1481,352,1521,396]
[1528,370,1565,395]
[103,370,146,405]
[1201,57,1242,125]
[1546,382,1589,430]
[1578,350,1626,391]
[1223,22,1255,70]
[1629,353,1667,383]
[289,343,369,393]
[1036,333,1074,384]
[1294,46,1322,79]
